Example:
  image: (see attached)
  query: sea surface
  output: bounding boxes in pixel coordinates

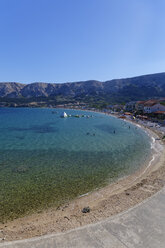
[0,108,151,221]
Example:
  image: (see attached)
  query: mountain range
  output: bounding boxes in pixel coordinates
[1,72,165,104]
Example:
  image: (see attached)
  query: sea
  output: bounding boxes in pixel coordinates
[0,108,151,221]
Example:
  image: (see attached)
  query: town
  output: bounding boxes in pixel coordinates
[54,98,165,123]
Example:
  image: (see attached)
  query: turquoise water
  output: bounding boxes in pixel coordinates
[0,108,151,222]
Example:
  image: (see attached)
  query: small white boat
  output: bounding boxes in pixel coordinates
[60,112,68,118]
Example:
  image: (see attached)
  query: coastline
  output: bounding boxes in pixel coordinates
[0,110,165,242]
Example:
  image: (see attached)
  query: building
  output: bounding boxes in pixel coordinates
[144,103,165,113]
[109,104,124,112]
[153,111,165,119]
[135,101,146,111]
[125,101,136,112]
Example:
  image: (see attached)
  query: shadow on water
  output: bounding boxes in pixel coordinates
[15,136,25,140]
[95,124,115,134]
[2,122,58,134]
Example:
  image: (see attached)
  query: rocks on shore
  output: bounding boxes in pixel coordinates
[82,206,90,213]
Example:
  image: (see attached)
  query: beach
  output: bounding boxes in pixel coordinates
[0,114,165,242]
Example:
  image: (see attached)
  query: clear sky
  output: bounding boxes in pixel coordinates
[0,0,165,83]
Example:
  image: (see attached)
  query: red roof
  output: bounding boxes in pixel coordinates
[124,112,132,115]
[137,115,148,119]
[154,111,165,114]
[136,101,146,104]
[144,100,158,107]
[136,100,158,106]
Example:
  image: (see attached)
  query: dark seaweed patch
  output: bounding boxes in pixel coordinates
[95,124,114,134]
[4,122,58,134]
[15,136,25,140]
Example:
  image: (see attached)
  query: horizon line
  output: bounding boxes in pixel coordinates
[0,71,165,85]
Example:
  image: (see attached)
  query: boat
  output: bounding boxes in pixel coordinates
[60,112,68,118]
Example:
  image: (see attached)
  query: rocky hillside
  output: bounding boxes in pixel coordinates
[0,82,25,97]
[1,73,165,101]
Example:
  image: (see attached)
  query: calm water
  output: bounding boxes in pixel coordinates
[0,108,151,221]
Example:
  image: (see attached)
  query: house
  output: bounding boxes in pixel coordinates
[124,112,132,115]
[136,115,149,120]
[134,99,165,114]
[144,103,165,113]
[153,111,165,119]
[111,104,124,112]
[143,101,157,113]
[135,101,146,111]
[125,101,136,112]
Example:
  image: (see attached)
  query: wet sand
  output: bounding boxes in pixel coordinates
[0,116,165,242]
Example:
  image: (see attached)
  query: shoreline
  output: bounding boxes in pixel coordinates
[1,110,165,242]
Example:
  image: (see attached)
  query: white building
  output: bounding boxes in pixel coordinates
[144,103,165,113]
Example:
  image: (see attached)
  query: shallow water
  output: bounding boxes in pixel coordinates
[0,108,151,221]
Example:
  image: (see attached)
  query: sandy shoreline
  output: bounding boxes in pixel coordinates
[0,113,165,242]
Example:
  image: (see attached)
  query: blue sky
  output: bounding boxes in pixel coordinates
[0,0,165,83]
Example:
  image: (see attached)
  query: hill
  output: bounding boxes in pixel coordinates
[1,73,165,106]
